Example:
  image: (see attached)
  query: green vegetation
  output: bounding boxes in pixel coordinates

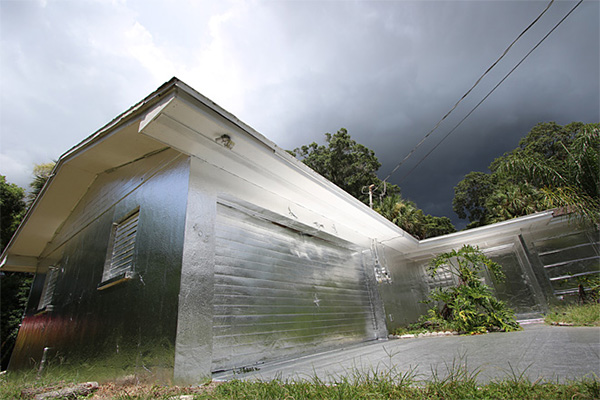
[293,128,394,205]
[545,303,600,327]
[418,245,521,334]
[375,194,456,240]
[293,129,456,239]
[27,162,55,206]
[2,367,598,400]
[197,376,599,400]
[453,122,600,228]
[0,175,30,370]
[0,175,26,250]
[1,165,54,370]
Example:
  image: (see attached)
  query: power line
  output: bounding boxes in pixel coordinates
[376,0,556,189]
[397,0,584,186]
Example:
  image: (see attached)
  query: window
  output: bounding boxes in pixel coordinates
[38,267,59,311]
[99,209,139,290]
[426,263,455,290]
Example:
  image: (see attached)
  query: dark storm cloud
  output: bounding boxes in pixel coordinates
[245,1,599,228]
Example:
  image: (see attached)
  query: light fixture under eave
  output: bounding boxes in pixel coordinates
[215,134,235,149]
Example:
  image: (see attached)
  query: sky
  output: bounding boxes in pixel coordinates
[1,0,598,229]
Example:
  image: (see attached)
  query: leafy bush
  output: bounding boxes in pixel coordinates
[421,245,521,334]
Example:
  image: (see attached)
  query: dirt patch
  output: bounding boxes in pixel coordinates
[20,379,222,399]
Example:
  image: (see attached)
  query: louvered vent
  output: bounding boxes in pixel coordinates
[38,267,58,310]
[103,211,139,282]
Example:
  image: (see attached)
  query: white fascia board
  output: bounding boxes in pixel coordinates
[3,163,97,260]
[0,255,38,273]
[407,211,555,260]
[166,88,413,237]
[59,78,179,163]
[0,79,179,266]
[2,117,166,265]
[172,80,279,151]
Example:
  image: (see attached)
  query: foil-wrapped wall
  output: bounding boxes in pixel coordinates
[9,150,190,381]
[379,221,599,331]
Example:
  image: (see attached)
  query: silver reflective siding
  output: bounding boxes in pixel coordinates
[380,220,599,331]
[10,150,190,381]
[11,147,388,383]
[212,202,378,371]
[531,230,599,298]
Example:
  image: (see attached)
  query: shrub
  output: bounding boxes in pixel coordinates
[422,245,521,334]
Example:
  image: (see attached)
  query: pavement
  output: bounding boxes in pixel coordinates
[213,323,600,383]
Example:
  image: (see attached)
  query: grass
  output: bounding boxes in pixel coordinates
[544,302,600,326]
[194,378,599,400]
[2,362,599,400]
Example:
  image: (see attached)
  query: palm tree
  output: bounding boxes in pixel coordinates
[27,162,55,206]
[485,182,545,224]
[495,126,599,226]
[375,195,427,239]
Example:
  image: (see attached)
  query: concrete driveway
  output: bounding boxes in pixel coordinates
[213,323,600,383]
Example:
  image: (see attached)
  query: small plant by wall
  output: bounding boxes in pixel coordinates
[420,245,521,334]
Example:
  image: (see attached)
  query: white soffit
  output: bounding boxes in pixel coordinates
[1,121,167,271]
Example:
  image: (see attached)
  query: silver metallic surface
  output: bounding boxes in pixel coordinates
[10,150,189,383]
[380,223,599,331]
[530,229,599,298]
[211,199,379,371]
[378,251,430,329]
[487,246,544,317]
[173,157,215,384]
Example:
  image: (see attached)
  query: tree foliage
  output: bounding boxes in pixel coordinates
[1,271,31,369]
[0,175,30,369]
[375,194,455,240]
[293,128,398,204]
[452,172,496,227]
[27,162,55,206]
[453,122,599,228]
[293,129,455,239]
[1,175,26,251]
[0,162,55,369]
[423,245,521,334]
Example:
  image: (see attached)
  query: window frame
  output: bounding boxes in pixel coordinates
[425,263,456,291]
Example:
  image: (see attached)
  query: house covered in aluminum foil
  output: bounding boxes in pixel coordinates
[1,78,597,383]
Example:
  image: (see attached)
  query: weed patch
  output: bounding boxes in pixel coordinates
[2,365,598,400]
[545,302,600,326]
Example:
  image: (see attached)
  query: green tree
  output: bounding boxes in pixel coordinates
[375,194,455,240]
[484,182,544,224]
[452,172,497,228]
[375,195,425,238]
[423,245,521,334]
[495,124,599,225]
[27,162,55,206]
[453,122,599,228]
[293,128,397,204]
[422,214,456,239]
[0,175,30,370]
[1,175,26,250]
[294,129,455,239]
[512,121,581,160]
